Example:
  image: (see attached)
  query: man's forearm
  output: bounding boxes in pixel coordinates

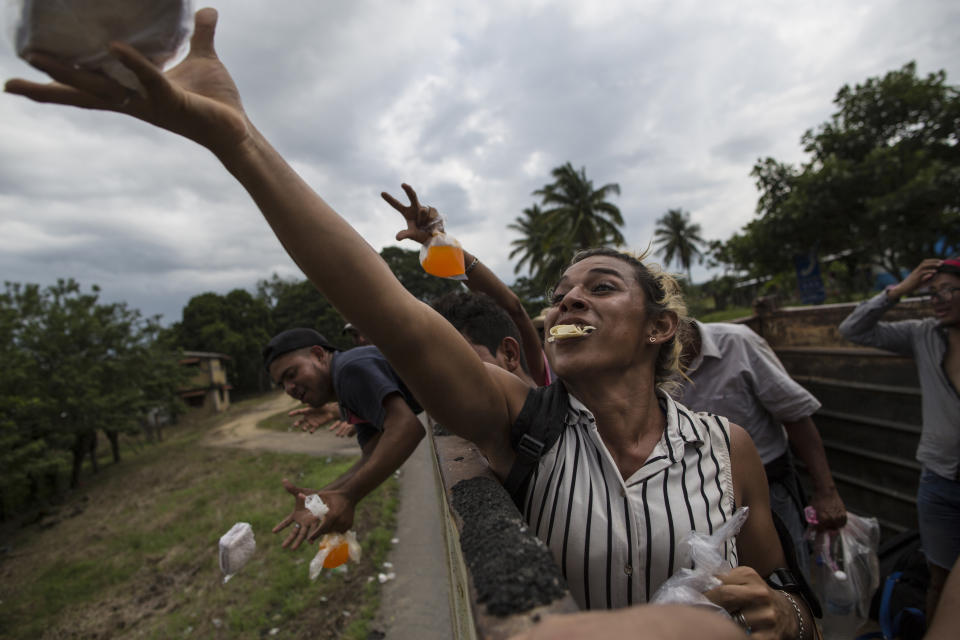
[323,454,368,492]
[337,406,424,504]
[783,416,837,492]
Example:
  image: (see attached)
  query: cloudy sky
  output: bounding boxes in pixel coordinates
[1,0,958,324]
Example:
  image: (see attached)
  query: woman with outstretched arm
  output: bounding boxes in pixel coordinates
[7,9,816,638]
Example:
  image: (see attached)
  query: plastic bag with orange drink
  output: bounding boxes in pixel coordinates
[417,214,467,280]
[309,531,362,579]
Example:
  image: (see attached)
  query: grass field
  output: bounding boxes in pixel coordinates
[0,397,397,639]
[695,307,754,323]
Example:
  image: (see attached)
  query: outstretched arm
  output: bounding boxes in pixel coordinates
[6,9,524,470]
[382,184,548,385]
[312,394,424,537]
[508,604,747,640]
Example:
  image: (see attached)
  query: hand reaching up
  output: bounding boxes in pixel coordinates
[381,183,444,245]
[5,8,252,157]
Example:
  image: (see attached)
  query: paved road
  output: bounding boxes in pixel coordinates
[371,434,454,639]
[205,393,454,639]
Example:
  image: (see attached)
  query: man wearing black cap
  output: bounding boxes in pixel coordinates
[263,328,423,549]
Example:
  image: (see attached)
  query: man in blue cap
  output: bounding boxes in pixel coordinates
[263,328,423,549]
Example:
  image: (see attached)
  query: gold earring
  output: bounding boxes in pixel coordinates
[649,336,656,343]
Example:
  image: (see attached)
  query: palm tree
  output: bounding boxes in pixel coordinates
[654,208,705,282]
[534,162,625,250]
[508,204,548,277]
[509,163,625,293]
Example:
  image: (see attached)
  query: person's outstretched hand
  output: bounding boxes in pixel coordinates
[288,401,348,434]
[308,490,355,539]
[271,478,321,550]
[5,8,251,156]
[381,183,443,245]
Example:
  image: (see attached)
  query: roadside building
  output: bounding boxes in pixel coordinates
[179,351,232,413]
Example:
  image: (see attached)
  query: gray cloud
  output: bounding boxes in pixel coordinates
[1,0,958,319]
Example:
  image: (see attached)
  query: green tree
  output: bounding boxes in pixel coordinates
[0,285,65,519]
[731,62,960,282]
[510,275,550,319]
[257,274,351,349]
[654,208,705,282]
[508,204,549,278]
[173,290,272,396]
[1,280,185,501]
[511,163,625,293]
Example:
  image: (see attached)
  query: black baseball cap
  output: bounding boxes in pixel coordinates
[262,328,337,371]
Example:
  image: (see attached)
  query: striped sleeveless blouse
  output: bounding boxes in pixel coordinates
[520,388,737,610]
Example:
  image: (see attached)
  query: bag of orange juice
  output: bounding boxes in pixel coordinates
[417,213,466,280]
[309,531,362,579]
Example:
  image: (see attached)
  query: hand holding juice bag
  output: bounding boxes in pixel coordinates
[381,183,467,280]
[416,210,466,280]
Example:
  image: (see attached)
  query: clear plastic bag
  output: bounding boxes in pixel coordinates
[419,231,466,280]
[12,0,192,91]
[218,521,255,584]
[412,210,466,280]
[309,531,362,580]
[807,511,880,639]
[650,506,750,613]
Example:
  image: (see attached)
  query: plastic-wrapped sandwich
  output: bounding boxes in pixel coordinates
[219,522,255,583]
[13,0,192,90]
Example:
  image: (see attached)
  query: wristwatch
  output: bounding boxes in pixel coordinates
[766,567,801,592]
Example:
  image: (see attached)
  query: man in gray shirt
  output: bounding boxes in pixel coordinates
[839,257,960,621]
[675,320,848,573]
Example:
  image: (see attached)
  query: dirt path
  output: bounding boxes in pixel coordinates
[203,391,361,457]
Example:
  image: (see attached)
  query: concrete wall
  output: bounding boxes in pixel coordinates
[430,425,580,637]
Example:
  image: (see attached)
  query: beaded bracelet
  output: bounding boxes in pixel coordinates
[464,257,480,275]
[779,590,807,640]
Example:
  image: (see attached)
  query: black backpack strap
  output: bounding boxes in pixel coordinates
[503,381,570,509]
[768,509,822,618]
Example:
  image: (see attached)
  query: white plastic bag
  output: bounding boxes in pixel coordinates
[808,511,880,639]
[650,506,750,612]
[13,0,192,90]
[304,493,330,520]
[219,521,256,584]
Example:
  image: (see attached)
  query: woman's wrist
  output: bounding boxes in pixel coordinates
[778,589,812,640]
